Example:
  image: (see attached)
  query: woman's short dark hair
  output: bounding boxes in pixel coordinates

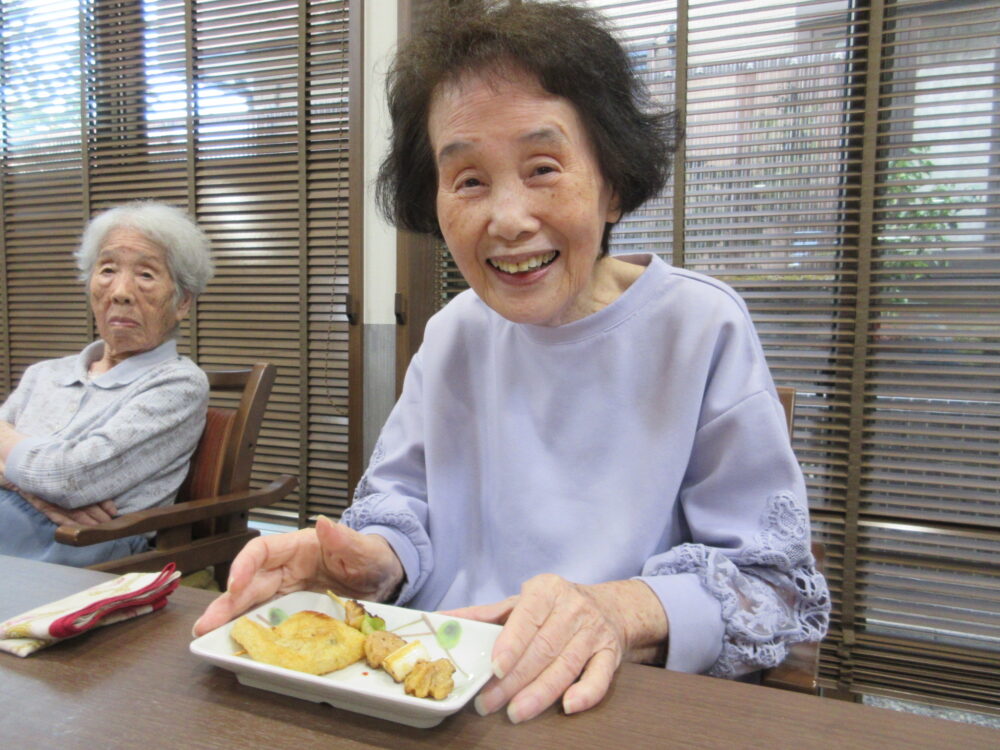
[375,0,679,251]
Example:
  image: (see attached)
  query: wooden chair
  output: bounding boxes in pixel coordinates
[760,385,825,694]
[776,385,796,434]
[54,362,297,590]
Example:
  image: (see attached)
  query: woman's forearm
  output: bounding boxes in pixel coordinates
[0,421,26,462]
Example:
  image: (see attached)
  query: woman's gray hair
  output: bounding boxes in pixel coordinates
[76,201,214,302]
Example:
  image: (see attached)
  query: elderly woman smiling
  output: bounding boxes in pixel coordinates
[194,0,829,724]
[0,201,213,565]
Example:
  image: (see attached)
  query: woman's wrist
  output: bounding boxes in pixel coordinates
[588,579,669,664]
[369,533,406,602]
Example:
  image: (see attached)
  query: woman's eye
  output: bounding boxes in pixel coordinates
[459,176,482,189]
[532,164,556,176]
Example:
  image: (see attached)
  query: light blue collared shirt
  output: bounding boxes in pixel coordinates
[1,338,208,512]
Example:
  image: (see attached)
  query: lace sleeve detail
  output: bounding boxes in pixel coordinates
[349,437,386,504]
[646,492,830,677]
[340,492,427,542]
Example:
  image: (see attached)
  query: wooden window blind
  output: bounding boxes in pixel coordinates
[0,0,363,524]
[396,0,1000,713]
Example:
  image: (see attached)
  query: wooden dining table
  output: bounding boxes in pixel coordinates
[1,554,996,749]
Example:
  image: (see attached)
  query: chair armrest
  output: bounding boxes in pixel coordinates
[54,475,298,546]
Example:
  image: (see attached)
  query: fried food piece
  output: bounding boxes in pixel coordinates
[381,640,430,682]
[230,610,365,675]
[327,591,387,634]
[341,598,367,630]
[404,659,456,700]
[364,630,407,669]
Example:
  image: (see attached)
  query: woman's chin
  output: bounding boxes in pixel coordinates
[477,271,570,326]
[484,299,572,327]
[101,334,159,362]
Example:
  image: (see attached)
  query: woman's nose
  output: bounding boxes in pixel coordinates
[487,183,540,242]
[110,274,136,303]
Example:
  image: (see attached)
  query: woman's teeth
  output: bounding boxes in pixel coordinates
[488,251,557,274]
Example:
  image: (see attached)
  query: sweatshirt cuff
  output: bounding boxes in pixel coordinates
[4,435,47,489]
[358,524,421,604]
[638,572,725,673]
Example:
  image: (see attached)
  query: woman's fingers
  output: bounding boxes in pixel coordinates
[24,494,117,527]
[192,532,318,636]
[193,520,404,637]
[504,635,619,723]
[439,596,517,626]
[79,501,115,525]
[192,590,242,636]
[41,504,75,525]
[561,648,619,715]
[491,574,605,682]
[22,493,89,526]
[473,574,626,722]
[501,628,594,723]
[476,626,609,721]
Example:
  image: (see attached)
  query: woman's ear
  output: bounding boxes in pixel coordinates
[175,291,193,323]
[605,191,623,224]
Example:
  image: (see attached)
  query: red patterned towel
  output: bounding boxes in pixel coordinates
[0,563,181,656]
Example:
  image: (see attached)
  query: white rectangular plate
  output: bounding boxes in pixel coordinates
[189,591,501,728]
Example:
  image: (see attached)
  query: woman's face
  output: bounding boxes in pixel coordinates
[428,70,621,327]
[89,227,190,364]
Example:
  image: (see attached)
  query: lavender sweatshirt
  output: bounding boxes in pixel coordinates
[344,254,829,676]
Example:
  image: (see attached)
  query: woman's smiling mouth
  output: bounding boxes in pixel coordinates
[487,251,558,275]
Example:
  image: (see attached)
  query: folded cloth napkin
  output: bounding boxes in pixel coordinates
[0,563,181,657]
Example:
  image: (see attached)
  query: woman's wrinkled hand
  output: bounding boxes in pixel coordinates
[443,575,668,723]
[22,493,117,526]
[192,515,404,637]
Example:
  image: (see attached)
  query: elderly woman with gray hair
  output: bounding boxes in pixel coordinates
[0,201,214,565]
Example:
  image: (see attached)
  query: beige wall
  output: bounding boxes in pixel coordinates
[361,0,400,462]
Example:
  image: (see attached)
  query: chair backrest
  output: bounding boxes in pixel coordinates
[178,362,275,502]
[764,384,825,694]
[75,361,288,586]
[776,385,795,434]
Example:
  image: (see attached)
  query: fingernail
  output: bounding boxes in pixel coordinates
[563,696,580,715]
[474,693,496,717]
[191,621,201,638]
[474,694,489,716]
[491,654,508,680]
[474,685,501,716]
[507,696,538,725]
